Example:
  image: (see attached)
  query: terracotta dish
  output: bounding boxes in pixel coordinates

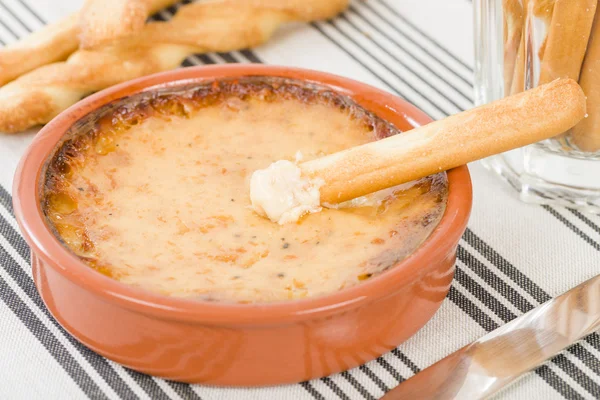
[13,65,472,386]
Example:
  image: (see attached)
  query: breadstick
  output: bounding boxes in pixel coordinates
[571,9,600,152]
[509,0,531,95]
[0,13,79,86]
[510,1,557,95]
[509,30,525,95]
[533,0,555,61]
[538,0,596,84]
[0,0,180,86]
[79,0,179,49]
[301,79,585,204]
[503,0,524,95]
[0,0,349,133]
[508,0,555,94]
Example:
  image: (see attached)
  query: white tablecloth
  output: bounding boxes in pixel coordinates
[0,1,599,399]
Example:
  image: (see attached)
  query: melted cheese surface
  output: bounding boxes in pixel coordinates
[44,86,447,303]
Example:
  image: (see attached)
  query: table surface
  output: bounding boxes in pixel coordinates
[0,1,599,399]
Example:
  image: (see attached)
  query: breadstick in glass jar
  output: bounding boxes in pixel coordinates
[571,9,600,152]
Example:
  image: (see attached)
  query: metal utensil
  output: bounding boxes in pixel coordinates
[382,273,600,400]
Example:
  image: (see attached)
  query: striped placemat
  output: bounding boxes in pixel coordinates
[0,1,599,399]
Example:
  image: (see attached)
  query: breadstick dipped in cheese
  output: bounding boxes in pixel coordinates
[251,79,586,223]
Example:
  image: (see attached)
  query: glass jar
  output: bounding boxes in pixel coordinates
[474,0,600,213]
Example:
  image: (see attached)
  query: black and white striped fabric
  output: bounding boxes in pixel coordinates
[0,1,599,399]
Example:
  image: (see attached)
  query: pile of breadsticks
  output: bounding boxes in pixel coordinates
[0,0,348,133]
[504,0,600,152]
